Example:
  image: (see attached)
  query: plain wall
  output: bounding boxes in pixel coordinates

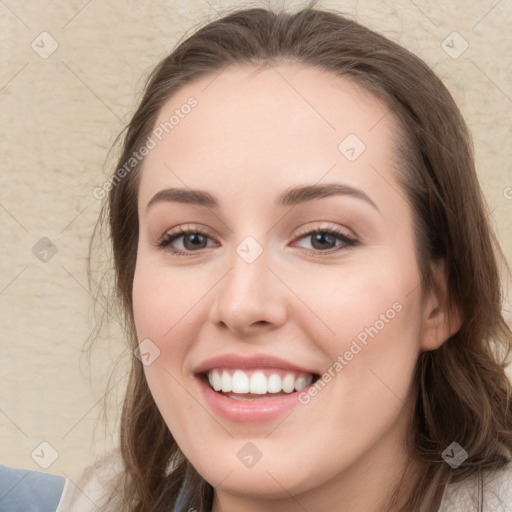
[1,0,511,477]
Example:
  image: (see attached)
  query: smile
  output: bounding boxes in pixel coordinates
[193,354,321,422]
[206,368,315,396]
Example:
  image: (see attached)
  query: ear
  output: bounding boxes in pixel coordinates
[419,258,464,352]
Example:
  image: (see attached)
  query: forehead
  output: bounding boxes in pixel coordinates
[138,63,401,209]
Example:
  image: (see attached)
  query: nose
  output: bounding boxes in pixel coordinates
[208,245,288,337]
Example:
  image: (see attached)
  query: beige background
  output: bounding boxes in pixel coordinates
[1,0,511,478]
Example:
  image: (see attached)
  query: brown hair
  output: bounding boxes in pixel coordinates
[90,2,512,511]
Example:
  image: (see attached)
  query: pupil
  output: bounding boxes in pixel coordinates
[313,233,335,250]
[185,234,206,250]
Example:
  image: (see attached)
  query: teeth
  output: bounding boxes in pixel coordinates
[267,374,282,393]
[221,371,232,392]
[249,372,267,394]
[232,370,249,393]
[294,375,309,391]
[282,374,295,393]
[206,369,313,395]
[211,370,222,392]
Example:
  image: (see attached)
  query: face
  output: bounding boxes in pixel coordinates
[132,63,434,504]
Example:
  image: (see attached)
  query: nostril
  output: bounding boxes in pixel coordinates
[252,320,271,327]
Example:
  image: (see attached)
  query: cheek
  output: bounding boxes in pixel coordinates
[132,256,207,346]
[289,255,424,420]
[289,254,423,357]
[132,257,213,441]
[132,260,189,376]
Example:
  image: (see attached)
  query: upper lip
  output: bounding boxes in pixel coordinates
[193,353,319,375]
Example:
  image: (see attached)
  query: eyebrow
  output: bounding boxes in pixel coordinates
[146,183,379,212]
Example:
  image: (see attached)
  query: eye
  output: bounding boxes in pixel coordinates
[291,226,358,255]
[156,226,216,256]
[155,224,358,256]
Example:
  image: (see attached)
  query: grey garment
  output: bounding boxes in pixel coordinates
[0,464,65,512]
[54,455,512,511]
[438,462,512,512]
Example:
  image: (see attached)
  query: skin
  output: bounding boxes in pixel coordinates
[132,63,461,512]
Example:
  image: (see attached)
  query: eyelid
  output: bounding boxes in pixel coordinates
[155,222,359,256]
[289,223,358,255]
[292,222,356,241]
[156,223,215,241]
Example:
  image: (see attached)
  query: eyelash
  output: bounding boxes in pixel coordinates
[156,225,358,257]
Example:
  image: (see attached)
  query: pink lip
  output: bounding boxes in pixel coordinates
[193,353,318,374]
[196,375,313,423]
[193,353,319,423]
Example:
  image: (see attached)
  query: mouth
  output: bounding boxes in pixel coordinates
[193,353,321,422]
[202,368,320,400]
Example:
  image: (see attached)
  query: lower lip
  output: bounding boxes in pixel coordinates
[196,376,310,423]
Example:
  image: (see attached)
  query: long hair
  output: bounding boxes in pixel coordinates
[89,3,512,511]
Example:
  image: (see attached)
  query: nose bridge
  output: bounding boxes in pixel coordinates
[209,235,287,333]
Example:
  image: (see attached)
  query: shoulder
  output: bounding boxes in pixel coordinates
[0,463,65,512]
[56,451,122,512]
[439,462,512,512]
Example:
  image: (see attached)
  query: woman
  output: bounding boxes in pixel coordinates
[52,3,512,511]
